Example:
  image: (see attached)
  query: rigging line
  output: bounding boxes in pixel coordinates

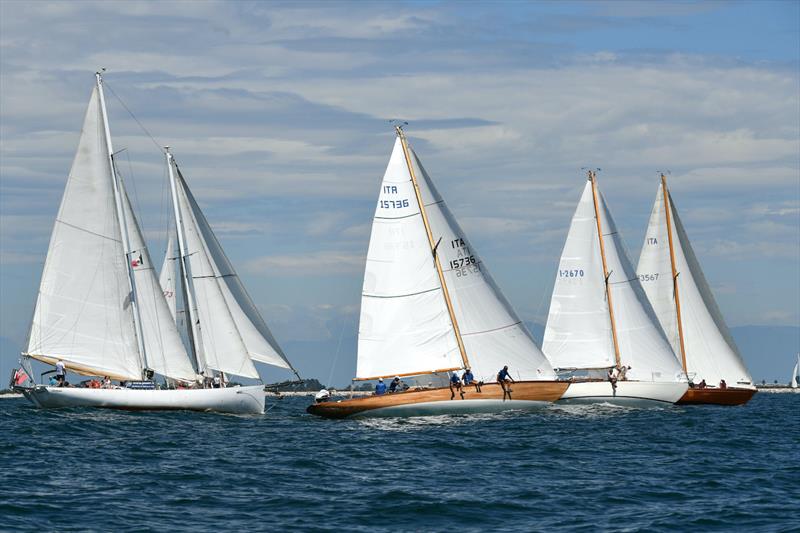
[103,82,165,154]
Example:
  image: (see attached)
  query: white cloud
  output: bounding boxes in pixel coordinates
[244,251,364,276]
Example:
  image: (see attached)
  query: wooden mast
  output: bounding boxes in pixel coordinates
[396,126,471,371]
[661,173,688,373]
[588,170,622,370]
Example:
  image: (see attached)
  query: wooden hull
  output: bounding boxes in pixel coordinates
[558,380,688,406]
[22,385,265,414]
[677,387,756,406]
[306,380,569,419]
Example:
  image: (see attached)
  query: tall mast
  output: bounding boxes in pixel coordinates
[165,149,204,376]
[395,126,471,371]
[661,173,688,373]
[588,170,622,370]
[95,71,150,378]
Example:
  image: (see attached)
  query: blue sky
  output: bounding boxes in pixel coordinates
[1,0,798,385]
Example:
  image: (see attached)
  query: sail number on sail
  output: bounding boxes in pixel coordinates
[558,269,585,277]
[638,273,660,282]
[379,185,409,209]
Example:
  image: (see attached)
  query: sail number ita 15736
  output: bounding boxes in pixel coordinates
[380,185,409,209]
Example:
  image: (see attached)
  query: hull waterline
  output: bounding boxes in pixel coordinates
[22,385,265,415]
[677,387,756,406]
[307,380,569,419]
[557,380,688,406]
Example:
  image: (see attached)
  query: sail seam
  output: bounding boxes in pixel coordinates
[55,218,122,242]
[374,212,421,221]
[460,321,522,337]
[363,287,441,299]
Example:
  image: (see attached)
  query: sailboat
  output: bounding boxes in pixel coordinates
[307,127,568,418]
[636,175,756,405]
[542,171,688,405]
[21,73,296,414]
[791,354,799,389]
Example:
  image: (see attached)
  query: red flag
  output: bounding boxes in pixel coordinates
[14,368,29,386]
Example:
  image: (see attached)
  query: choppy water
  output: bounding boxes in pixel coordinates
[1,392,798,532]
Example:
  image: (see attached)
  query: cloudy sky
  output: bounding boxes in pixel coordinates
[1,0,798,384]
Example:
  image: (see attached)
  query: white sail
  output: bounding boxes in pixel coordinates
[159,234,179,321]
[637,184,754,387]
[25,87,142,381]
[120,182,197,382]
[542,182,615,370]
[409,149,556,383]
[357,138,461,379]
[792,354,799,389]
[176,168,293,372]
[174,170,259,379]
[543,180,683,382]
[596,189,683,382]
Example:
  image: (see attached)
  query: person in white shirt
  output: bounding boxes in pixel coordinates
[55,360,66,387]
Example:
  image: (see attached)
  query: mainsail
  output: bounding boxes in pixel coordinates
[792,354,799,389]
[25,86,142,381]
[543,178,683,382]
[637,180,753,387]
[357,133,555,382]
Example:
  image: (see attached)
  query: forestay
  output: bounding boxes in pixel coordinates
[409,150,555,382]
[637,185,752,386]
[25,87,141,381]
[120,182,197,382]
[357,139,461,379]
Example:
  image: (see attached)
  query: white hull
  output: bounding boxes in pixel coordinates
[559,381,687,406]
[22,385,265,415]
[351,399,550,418]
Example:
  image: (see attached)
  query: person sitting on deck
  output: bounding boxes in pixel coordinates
[617,365,631,381]
[375,378,387,395]
[697,379,707,389]
[719,379,727,389]
[389,376,401,393]
[450,371,463,400]
[48,376,58,386]
[498,365,514,400]
[101,376,113,389]
[462,368,481,392]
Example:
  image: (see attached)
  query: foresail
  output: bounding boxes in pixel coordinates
[596,190,683,382]
[357,138,461,379]
[542,182,615,371]
[670,194,752,386]
[120,182,197,382]
[410,149,555,382]
[177,168,292,371]
[26,86,141,380]
[159,234,179,321]
[175,171,259,379]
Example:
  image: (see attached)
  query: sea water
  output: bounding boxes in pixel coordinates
[1,392,797,531]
